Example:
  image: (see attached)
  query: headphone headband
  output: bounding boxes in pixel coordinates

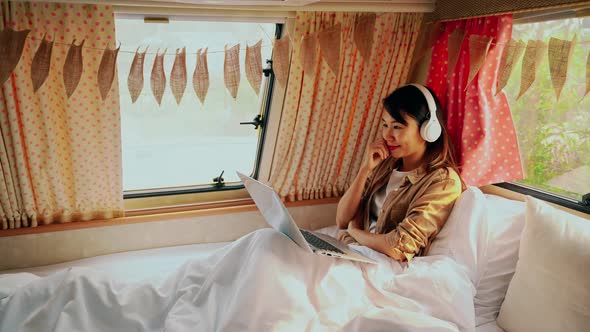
[406,83,436,113]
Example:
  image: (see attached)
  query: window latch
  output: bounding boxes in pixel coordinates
[213,170,225,186]
[240,114,263,130]
[581,193,590,207]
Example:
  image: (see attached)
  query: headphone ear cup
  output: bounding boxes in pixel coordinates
[420,117,442,142]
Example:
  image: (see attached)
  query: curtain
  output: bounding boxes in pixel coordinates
[270,12,423,201]
[0,2,123,229]
[425,15,523,186]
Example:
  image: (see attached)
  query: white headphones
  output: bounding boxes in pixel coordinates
[407,83,442,143]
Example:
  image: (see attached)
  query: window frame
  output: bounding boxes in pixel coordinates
[502,7,590,215]
[113,11,289,209]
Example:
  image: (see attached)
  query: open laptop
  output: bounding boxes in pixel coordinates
[237,172,376,264]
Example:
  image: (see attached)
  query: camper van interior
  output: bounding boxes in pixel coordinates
[1,0,589,331]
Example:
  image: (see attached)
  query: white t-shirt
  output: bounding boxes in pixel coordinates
[368,169,411,233]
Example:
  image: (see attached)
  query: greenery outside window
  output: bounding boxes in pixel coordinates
[504,15,589,210]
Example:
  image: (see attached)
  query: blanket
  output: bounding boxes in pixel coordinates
[0,229,476,331]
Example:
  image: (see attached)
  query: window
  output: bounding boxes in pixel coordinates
[505,16,589,206]
[115,16,277,195]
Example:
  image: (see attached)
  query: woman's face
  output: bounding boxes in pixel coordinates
[381,111,427,161]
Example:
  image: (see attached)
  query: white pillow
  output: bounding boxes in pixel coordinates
[497,196,590,332]
[429,186,489,285]
[474,195,526,326]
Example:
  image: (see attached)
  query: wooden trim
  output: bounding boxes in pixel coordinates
[0,197,340,237]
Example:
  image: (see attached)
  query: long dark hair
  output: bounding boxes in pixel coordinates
[382,84,463,186]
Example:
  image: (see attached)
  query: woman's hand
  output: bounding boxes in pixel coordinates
[347,221,360,241]
[363,138,390,171]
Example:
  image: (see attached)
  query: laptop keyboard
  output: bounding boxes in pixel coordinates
[300,230,344,254]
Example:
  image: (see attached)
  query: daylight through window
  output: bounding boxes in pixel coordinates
[115,16,277,192]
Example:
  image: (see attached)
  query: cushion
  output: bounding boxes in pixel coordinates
[474,195,526,326]
[429,186,489,285]
[497,196,590,332]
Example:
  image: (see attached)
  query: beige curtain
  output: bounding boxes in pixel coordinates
[0,2,123,229]
[270,12,423,201]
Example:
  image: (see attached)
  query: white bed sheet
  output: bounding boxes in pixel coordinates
[1,241,229,283]
[1,227,476,332]
[476,320,505,332]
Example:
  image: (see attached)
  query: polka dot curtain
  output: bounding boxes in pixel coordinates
[426,15,523,187]
[0,2,123,230]
[270,12,423,201]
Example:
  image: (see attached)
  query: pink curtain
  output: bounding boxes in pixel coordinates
[426,15,523,186]
[0,2,123,229]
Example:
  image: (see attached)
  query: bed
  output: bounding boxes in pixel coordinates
[2,188,587,332]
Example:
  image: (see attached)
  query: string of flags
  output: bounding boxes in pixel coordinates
[0,27,277,105]
[413,22,588,100]
[0,13,378,105]
[2,16,588,105]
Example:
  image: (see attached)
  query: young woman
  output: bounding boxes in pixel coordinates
[336,83,464,262]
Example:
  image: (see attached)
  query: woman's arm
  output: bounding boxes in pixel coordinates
[346,221,390,252]
[335,138,390,229]
[347,169,463,261]
[335,166,371,229]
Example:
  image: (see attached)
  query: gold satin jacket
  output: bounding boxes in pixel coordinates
[338,157,463,262]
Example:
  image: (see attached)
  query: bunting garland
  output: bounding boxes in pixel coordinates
[193,48,209,104]
[353,14,376,62]
[518,40,546,99]
[0,19,588,106]
[245,40,263,95]
[63,39,85,98]
[272,35,291,88]
[128,47,147,104]
[151,49,167,106]
[31,35,53,92]
[547,36,576,101]
[0,28,30,86]
[300,34,319,75]
[97,45,120,101]
[170,47,187,105]
[447,29,466,80]
[466,34,492,89]
[224,43,241,99]
[496,39,525,96]
[319,24,342,74]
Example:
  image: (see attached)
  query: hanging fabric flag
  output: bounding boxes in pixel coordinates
[412,21,442,66]
[353,13,376,62]
[319,24,342,74]
[245,40,263,95]
[193,48,209,104]
[224,43,240,99]
[300,33,319,75]
[97,44,120,101]
[63,39,85,98]
[548,36,576,101]
[466,34,493,89]
[0,28,30,86]
[272,35,291,88]
[447,29,465,78]
[585,50,590,97]
[151,49,167,105]
[128,47,147,104]
[518,40,546,99]
[447,29,466,80]
[496,39,525,96]
[170,47,187,105]
[31,34,53,92]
